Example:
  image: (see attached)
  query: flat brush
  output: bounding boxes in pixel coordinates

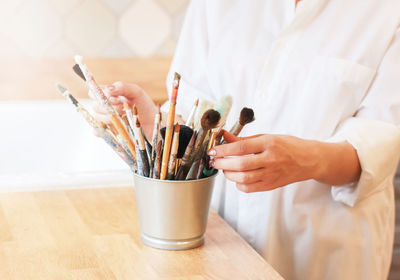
[175,131,197,180]
[166,123,180,180]
[214,95,232,129]
[229,107,255,136]
[160,72,181,180]
[160,125,193,158]
[185,98,199,129]
[150,105,161,175]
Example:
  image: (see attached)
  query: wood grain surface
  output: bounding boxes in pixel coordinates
[0,57,171,104]
[0,187,282,280]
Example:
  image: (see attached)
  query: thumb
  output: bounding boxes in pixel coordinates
[223,130,264,143]
[223,130,240,143]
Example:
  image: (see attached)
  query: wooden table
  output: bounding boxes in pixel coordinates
[0,187,282,280]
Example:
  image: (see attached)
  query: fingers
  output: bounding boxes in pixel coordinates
[209,136,266,157]
[210,153,265,171]
[223,168,266,184]
[92,102,111,123]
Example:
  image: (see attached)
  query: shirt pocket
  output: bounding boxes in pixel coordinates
[281,55,376,139]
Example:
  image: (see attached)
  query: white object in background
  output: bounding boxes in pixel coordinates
[0,99,131,190]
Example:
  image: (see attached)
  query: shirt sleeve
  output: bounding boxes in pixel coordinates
[161,0,217,120]
[327,27,400,207]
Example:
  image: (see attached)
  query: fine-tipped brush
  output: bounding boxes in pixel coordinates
[166,123,180,180]
[56,84,137,170]
[229,107,255,136]
[185,98,199,129]
[160,72,181,180]
[73,56,136,160]
[150,105,161,175]
[153,139,163,179]
[133,115,150,177]
[175,131,197,180]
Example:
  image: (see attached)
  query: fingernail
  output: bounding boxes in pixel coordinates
[209,159,214,167]
[208,149,216,156]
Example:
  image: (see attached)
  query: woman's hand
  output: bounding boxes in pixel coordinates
[90,81,157,138]
[208,131,361,193]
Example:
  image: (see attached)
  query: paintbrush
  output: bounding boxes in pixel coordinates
[133,115,150,177]
[179,109,220,179]
[185,98,199,129]
[166,123,180,180]
[123,102,136,140]
[98,123,137,171]
[194,100,214,131]
[214,95,232,129]
[150,105,161,175]
[160,72,181,180]
[56,84,137,170]
[229,107,255,136]
[73,56,136,160]
[153,139,163,179]
[196,152,206,179]
[191,109,221,161]
[175,131,197,180]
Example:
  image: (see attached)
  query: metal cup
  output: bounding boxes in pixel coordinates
[133,172,217,250]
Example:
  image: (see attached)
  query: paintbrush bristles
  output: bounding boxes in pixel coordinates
[201,109,221,130]
[171,72,181,101]
[72,64,85,81]
[239,107,255,125]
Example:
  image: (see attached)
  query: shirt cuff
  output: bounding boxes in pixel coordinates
[326,117,400,207]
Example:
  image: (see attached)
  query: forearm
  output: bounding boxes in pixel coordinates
[311,140,361,186]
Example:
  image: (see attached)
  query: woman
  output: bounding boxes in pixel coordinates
[93,0,400,279]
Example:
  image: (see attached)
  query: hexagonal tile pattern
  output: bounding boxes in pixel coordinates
[65,0,117,56]
[9,0,62,57]
[156,0,188,15]
[119,0,171,56]
[0,0,24,37]
[102,0,133,15]
[155,37,177,56]
[101,36,135,57]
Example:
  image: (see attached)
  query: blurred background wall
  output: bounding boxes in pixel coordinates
[0,0,189,59]
[0,0,189,185]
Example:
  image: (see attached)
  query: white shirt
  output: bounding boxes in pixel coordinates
[164,0,400,279]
